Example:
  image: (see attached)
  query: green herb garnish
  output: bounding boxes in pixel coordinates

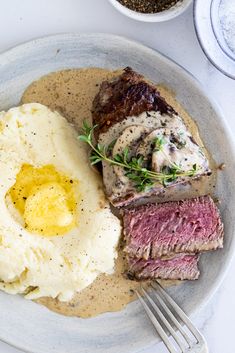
[153,136,166,152]
[78,121,199,192]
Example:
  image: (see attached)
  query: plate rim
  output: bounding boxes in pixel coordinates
[0,32,235,353]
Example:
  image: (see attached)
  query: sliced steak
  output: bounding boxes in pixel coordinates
[123,195,224,259]
[127,254,200,281]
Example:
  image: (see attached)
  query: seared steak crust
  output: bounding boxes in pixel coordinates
[123,196,224,259]
[92,67,175,137]
[127,254,200,281]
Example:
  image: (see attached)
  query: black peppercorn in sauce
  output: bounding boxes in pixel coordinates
[21,68,216,318]
[118,0,181,14]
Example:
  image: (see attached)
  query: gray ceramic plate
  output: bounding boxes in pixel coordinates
[0,33,234,353]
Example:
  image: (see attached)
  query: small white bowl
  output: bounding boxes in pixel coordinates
[194,0,235,79]
[108,0,193,22]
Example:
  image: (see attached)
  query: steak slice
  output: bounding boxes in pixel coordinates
[92,66,175,137]
[127,254,200,281]
[123,195,224,259]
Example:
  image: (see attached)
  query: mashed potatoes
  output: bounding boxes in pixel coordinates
[0,103,121,301]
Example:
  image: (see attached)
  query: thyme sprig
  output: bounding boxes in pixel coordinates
[78,121,199,192]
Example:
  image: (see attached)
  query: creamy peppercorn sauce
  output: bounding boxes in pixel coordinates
[21,68,216,318]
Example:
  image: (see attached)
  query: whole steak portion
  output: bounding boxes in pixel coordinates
[92,68,210,207]
[123,196,224,259]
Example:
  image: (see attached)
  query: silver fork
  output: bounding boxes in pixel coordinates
[136,282,208,353]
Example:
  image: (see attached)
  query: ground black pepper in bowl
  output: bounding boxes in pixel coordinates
[117,0,181,13]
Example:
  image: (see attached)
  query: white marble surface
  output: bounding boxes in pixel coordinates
[0,1,234,352]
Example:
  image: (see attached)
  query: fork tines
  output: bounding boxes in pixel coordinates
[136,282,205,353]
